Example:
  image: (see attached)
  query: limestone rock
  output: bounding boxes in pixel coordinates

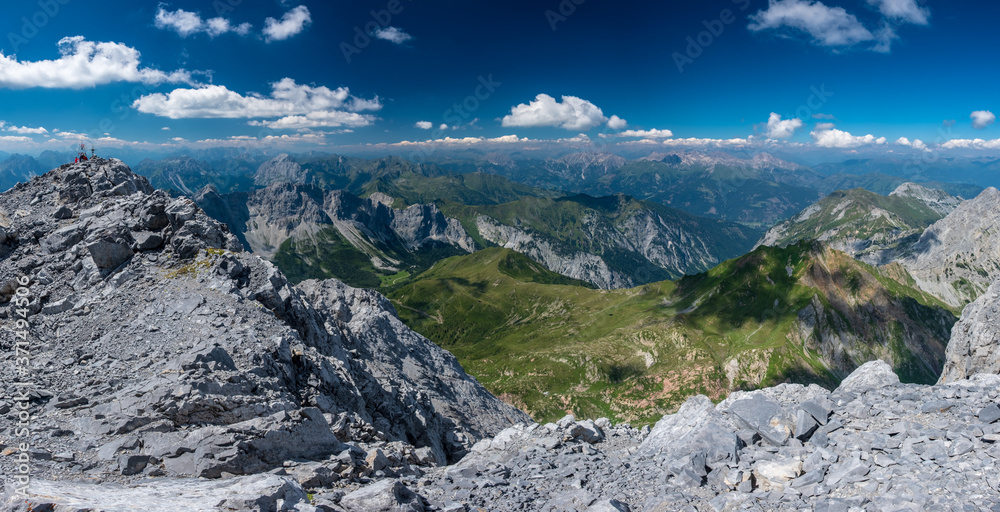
[836,360,900,393]
[938,279,1000,382]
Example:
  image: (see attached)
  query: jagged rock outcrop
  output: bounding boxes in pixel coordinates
[475,215,631,289]
[0,159,526,502]
[939,279,1000,383]
[351,363,1000,511]
[900,187,1000,307]
[195,183,475,267]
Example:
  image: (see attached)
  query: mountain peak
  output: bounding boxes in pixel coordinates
[0,158,526,490]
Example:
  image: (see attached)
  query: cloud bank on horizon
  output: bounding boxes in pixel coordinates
[0,0,998,158]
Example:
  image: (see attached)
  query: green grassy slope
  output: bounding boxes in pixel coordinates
[272,226,468,290]
[389,243,957,425]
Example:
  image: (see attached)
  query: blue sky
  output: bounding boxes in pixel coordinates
[1,0,999,157]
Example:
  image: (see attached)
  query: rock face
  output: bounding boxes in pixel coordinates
[475,216,631,289]
[889,182,963,216]
[471,194,758,290]
[0,159,526,502]
[757,186,957,266]
[254,153,309,187]
[939,279,1000,383]
[196,182,475,265]
[900,187,1000,307]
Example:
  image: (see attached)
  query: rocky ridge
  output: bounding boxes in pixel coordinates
[464,194,757,290]
[254,153,310,188]
[195,183,474,266]
[888,182,963,216]
[756,185,958,266]
[0,159,526,508]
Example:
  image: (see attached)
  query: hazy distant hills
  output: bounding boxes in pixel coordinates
[388,242,956,423]
[135,156,261,195]
[450,151,984,228]
[813,156,1000,189]
[0,153,44,191]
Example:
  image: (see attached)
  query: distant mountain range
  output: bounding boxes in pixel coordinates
[192,155,759,290]
[442,150,983,228]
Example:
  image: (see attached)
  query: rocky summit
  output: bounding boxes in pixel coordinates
[0,159,526,510]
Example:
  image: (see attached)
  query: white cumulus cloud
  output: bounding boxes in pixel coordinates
[765,113,804,139]
[941,138,1000,150]
[5,125,48,134]
[749,0,874,47]
[207,18,252,37]
[133,78,380,130]
[263,6,311,42]
[811,126,887,148]
[971,110,996,130]
[249,111,375,130]
[895,137,928,151]
[749,0,928,52]
[414,121,433,130]
[660,138,751,148]
[867,0,929,25]
[0,36,194,89]
[606,115,628,130]
[374,27,413,44]
[501,94,618,131]
[155,7,251,38]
